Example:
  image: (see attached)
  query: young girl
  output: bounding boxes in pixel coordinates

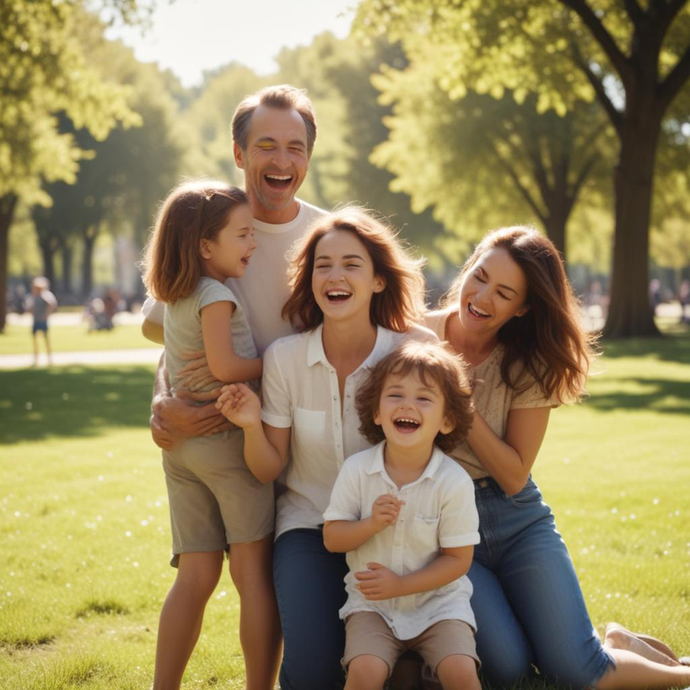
[425,225,690,690]
[142,180,280,690]
[216,207,434,690]
[323,341,480,690]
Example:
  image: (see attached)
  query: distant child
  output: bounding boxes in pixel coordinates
[323,341,481,690]
[30,276,57,366]
[142,180,279,690]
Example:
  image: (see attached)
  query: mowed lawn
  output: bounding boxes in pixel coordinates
[0,333,688,689]
[0,323,160,356]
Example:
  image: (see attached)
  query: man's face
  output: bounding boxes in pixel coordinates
[234,105,310,223]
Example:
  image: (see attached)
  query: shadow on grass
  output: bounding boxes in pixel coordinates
[601,329,690,362]
[0,365,155,444]
[585,376,690,413]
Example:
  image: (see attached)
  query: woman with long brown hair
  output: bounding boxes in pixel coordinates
[425,226,689,690]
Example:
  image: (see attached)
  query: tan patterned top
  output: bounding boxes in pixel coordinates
[424,309,560,480]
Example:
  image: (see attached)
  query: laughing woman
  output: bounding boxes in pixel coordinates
[217,208,435,690]
[425,226,690,690]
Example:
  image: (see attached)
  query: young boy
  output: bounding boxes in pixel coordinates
[323,341,481,690]
[30,276,57,366]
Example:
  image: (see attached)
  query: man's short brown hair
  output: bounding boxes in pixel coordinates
[231,84,317,155]
[356,341,474,454]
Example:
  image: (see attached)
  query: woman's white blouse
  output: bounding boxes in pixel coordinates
[260,324,410,538]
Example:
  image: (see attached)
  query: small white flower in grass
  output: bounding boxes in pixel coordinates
[155,500,162,508]
[125,531,132,537]
[25,402,32,410]
[66,583,71,588]
[125,495,132,502]
[653,498,659,505]
[611,507,618,514]
[6,592,11,597]
[563,457,570,464]
[216,590,227,600]
[62,393,69,401]
[141,520,148,526]
[98,476,104,482]
[630,514,636,520]
[133,562,139,568]
[13,511,20,517]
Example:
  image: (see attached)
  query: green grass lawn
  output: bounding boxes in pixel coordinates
[0,324,160,356]
[0,333,688,689]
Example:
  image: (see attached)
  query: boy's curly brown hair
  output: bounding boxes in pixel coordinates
[356,341,474,454]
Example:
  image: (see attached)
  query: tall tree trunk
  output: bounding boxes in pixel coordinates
[603,105,662,338]
[82,229,97,298]
[543,209,568,264]
[61,242,73,295]
[39,239,57,287]
[0,194,19,333]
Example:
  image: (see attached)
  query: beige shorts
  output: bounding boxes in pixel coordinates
[162,429,274,567]
[343,611,479,676]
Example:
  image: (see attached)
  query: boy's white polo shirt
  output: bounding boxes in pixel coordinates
[261,324,410,539]
[323,442,479,640]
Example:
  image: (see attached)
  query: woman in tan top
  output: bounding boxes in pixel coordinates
[425,226,689,690]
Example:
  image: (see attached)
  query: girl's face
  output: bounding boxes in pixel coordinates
[201,204,256,282]
[311,229,385,325]
[458,247,529,335]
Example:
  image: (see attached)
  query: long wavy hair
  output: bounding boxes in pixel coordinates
[439,226,595,402]
[282,207,426,332]
[142,180,248,303]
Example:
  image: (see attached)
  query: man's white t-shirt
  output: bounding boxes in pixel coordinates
[142,199,326,355]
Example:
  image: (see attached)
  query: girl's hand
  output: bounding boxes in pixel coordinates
[371,494,405,532]
[355,563,402,600]
[216,383,261,428]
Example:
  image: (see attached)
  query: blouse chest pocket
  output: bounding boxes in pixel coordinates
[292,408,328,446]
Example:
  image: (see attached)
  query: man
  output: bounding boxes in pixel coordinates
[143,84,325,447]
[142,85,325,690]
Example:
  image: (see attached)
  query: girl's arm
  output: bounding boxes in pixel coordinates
[201,301,262,382]
[216,383,290,484]
[354,545,474,601]
[467,406,551,496]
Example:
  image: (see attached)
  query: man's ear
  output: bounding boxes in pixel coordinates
[373,275,386,294]
[233,142,244,169]
[199,239,212,260]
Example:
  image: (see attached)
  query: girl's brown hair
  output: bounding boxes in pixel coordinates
[356,341,474,454]
[282,207,426,332]
[440,226,595,402]
[142,180,248,303]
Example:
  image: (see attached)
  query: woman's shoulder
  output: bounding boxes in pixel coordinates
[421,309,453,341]
[264,330,312,360]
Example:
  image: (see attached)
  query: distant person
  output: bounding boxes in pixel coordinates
[649,278,662,315]
[29,276,57,366]
[141,180,278,690]
[324,342,481,690]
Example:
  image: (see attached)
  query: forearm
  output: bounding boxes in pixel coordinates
[242,423,286,484]
[142,318,165,344]
[152,353,171,405]
[323,518,379,553]
[397,552,472,597]
[466,412,527,495]
[209,355,262,384]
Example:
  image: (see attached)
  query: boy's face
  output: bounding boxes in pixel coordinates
[374,370,453,452]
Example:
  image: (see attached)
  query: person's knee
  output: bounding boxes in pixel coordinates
[345,655,389,690]
[479,653,532,687]
[229,539,272,594]
[175,553,222,599]
[436,655,480,690]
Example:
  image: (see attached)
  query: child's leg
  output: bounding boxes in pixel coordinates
[153,551,223,690]
[32,330,39,365]
[228,536,281,690]
[436,655,481,690]
[344,655,389,690]
[43,329,52,364]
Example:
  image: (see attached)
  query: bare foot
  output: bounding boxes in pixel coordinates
[604,623,680,667]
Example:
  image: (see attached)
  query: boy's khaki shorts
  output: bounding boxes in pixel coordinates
[162,430,274,567]
[343,611,479,676]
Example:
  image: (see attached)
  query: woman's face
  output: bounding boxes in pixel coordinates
[311,229,385,325]
[458,247,529,335]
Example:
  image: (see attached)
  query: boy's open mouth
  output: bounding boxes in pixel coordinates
[394,418,420,432]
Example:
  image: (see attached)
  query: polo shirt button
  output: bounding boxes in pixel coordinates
[394,541,400,546]
[333,395,337,400]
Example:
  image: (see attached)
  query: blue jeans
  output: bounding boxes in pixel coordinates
[273,528,349,690]
[470,477,614,688]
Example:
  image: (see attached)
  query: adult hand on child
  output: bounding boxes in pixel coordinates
[371,494,405,532]
[216,383,261,429]
[355,563,402,601]
[177,350,217,391]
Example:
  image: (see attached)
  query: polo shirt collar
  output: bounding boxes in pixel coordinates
[365,441,446,484]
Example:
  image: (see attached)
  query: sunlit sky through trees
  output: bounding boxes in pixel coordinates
[106,0,357,87]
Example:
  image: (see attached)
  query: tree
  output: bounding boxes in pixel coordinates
[0,0,142,330]
[356,0,690,337]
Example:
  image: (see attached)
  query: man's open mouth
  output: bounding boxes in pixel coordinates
[264,174,292,189]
